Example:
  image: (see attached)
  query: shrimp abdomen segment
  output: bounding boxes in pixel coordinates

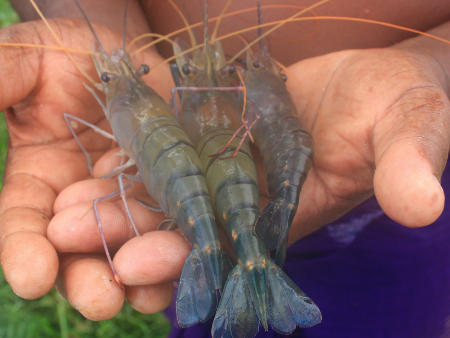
[246,69,313,267]
[135,120,223,280]
[255,116,313,251]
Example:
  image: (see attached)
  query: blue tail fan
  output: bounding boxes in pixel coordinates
[267,261,322,334]
[176,249,218,327]
[212,265,260,338]
[255,184,298,267]
[212,261,321,337]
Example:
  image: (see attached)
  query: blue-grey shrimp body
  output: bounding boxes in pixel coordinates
[174,36,321,337]
[92,49,227,327]
[244,46,313,267]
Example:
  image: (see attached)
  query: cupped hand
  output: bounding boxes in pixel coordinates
[0,18,175,319]
[285,46,450,243]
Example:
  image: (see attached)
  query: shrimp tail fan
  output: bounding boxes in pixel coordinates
[212,265,260,338]
[255,183,299,267]
[176,248,218,327]
[212,261,321,337]
[267,260,322,334]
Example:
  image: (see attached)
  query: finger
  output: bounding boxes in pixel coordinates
[0,173,58,299]
[92,148,126,178]
[126,283,174,314]
[113,231,191,285]
[373,85,450,227]
[49,198,165,253]
[56,254,124,320]
[54,177,150,213]
[0,224,58,299]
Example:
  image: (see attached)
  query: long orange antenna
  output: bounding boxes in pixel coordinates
[211,0,233,42]
[210,1,320,44]
[125,33,174,52]
[29,0,96,84]
[229,0,331,63]
[0,43,96,54]
[128,4,320,56]
[150,14,450,73]
[168,0,197,47]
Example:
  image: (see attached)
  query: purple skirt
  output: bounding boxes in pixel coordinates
[164,162,450,338]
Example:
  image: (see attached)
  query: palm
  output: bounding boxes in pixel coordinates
[0,19,177,319]
[285,48,449,243]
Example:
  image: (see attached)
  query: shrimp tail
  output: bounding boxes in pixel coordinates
[176,248,219,327]
[255,183,298,266]
[254,117,313,266]
[177,244,234,327]
[212,260,321,337]
[266,260,322,333]
[212,264,261,338]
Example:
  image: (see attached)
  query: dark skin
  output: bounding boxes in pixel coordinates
[0,0,449,320]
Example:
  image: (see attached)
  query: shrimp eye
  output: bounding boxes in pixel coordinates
[253,60,261,69]
[101,72,110,82]
[182,64,191,75]
[281,73,287,82]
[137,64,150,76]
[228,64,236,74]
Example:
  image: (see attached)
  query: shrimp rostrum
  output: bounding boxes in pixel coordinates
[172,6,321,336]
[77,14,231,326]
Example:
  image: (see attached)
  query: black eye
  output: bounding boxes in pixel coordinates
[101,72,110,82]
[281,73,287,82]
[182,64,190,75]
[253,60,260,69]
[228,64,235,74]
[139,64,150,75]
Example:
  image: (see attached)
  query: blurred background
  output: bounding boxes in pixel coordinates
[0,1,170,337]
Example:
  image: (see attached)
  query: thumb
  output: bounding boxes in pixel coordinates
[373,85,450,227]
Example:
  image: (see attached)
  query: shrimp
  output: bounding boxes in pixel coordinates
[172,2,321,336]
[59,0,232,327]
[242,2,314,267]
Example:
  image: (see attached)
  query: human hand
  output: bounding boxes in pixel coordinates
[284,45,450,243]
[0,18,176,319]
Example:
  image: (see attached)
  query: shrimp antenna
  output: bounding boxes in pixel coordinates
[168,0,197,47]
[122,0,129,51]
[204,0,212,79]
[129,4,320,55]
[211,0,232,42]
[257,0,268,59]
[203,0,216,84]
[71,0,106,54]
[28,0,96,84]
[229,0,331,63]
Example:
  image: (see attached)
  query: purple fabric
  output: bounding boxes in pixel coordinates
[165,161,450,338]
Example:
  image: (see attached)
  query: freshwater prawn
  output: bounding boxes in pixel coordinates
[242,2,314,267]
[50,0,232,327]
[171,2,321,336]
[0,0,450,330]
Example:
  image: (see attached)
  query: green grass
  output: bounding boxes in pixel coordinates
[0,2,170,337]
